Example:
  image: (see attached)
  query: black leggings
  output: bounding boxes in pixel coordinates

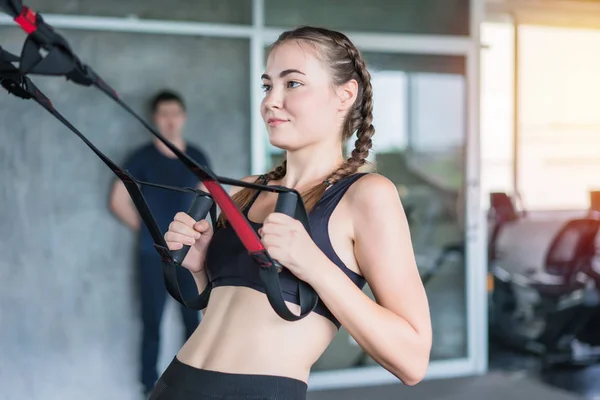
[149,357,308,400]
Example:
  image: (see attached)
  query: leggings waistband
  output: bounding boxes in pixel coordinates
[157,357,308,400]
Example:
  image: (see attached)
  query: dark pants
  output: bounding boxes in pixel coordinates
[149,357,308,400]
[138,252,200,394]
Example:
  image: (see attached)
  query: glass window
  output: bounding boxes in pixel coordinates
[480,22,600,212]
[264,0,470,36]
[25,0,253,24]
[480,22,515,209]
[518,24,600,211]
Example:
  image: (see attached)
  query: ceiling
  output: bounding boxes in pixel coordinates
[486,0,600,29]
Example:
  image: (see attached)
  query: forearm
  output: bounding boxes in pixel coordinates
[307,258,430,385]
[111,203,141,231]
[121,211,141,231]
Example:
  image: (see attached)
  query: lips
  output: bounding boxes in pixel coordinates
[267,118,288,127]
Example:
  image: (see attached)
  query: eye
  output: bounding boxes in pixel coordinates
[287,81,302,89]
[261,83,271,93]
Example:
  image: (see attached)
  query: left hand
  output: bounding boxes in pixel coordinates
[259,212,323,282]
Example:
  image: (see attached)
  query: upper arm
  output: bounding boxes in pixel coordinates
[110,179,130,208]
[110,149,144,206]
[349,174,431,337]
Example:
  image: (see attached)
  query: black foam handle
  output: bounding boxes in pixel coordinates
[274,191,297,216]
[271,190,298,272]
[171,193,214,265]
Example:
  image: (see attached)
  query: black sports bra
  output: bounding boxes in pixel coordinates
[204,173,369,328]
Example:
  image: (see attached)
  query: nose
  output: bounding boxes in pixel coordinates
[263,86,283,110]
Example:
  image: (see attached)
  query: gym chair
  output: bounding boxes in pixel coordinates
[490,217,600,368]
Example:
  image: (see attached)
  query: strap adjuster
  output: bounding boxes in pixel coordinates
[14,6,37,34]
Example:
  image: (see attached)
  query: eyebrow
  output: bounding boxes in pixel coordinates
[261,69,306,80]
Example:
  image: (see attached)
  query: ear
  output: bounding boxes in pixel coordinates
[336,79,359,112]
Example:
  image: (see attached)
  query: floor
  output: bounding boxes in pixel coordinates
[307,372,583,400]
[307,340,600,400]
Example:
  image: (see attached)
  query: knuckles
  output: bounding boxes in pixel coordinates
[175,211,187,220]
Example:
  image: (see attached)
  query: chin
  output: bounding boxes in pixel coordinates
[267,131,295,151]
[268,140,295,152]
[270,137,319,153]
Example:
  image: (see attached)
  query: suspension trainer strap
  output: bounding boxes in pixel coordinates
[0,5,320,320]
[0,55,213,309]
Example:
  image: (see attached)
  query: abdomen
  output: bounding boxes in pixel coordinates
[176,286,337,382]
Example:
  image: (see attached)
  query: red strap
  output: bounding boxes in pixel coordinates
[204,180,264,253]
[14,6,37,34]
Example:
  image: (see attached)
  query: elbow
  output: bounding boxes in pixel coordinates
[391,339,431,386]
[394,359,429,387]
[398,366,427,387]
[394,361,428,387]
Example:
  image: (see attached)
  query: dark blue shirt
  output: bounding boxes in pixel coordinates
[123,142,211,254]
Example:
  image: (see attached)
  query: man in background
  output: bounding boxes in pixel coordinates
[109,90,211,396]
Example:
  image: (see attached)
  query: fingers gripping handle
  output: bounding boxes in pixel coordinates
[258,189,318,321]
[271,190,299,273]
[171,193,214,265]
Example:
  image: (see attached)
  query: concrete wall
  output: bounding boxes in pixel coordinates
[0,25,250,399]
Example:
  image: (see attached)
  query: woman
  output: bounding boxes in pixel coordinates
[151,26,432,400]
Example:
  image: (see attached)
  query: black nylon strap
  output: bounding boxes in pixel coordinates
[0,0,22,18]
[0,62,212,310]
[255,190,318,321]
[0,10,322,321]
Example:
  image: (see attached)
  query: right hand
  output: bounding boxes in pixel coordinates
[164,212,214,273]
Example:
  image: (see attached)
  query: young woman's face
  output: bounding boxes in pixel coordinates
[260,41,342,152]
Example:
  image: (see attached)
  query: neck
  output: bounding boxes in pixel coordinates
[154,137,186,158]
[280,142,345,189]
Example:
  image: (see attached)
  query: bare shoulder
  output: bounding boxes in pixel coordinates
[345,173,403,210]
[343,173,407,238]
[228,174,263,196]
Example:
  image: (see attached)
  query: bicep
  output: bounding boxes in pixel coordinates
[112,150,143,205]
[352,175,431,335]
[110,179,132,207]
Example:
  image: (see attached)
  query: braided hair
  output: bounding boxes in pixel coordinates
[217,26,375,227]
